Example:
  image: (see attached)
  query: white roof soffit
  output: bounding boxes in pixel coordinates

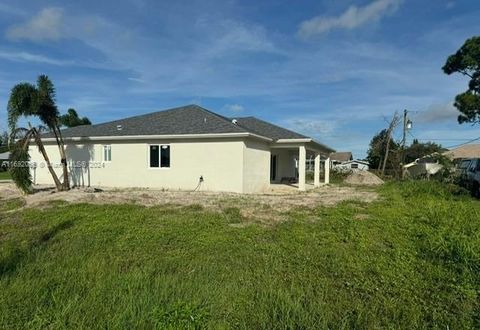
[39,132,273,143]
[274,138,335,154]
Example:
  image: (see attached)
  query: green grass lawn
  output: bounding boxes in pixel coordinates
[0,182,479,328]
[0,171,11,180]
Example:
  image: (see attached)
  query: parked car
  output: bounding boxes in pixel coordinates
[457,158,480,197]
[456,158,472,187]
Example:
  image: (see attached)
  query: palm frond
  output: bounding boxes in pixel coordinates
[10,127,30,142]
[9,138,32,194]
[37,125,48,133]
[37,75,56,101]
[7,83,38,132]
[36,75,59,127]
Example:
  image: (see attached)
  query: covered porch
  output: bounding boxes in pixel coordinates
[269,139,333,191]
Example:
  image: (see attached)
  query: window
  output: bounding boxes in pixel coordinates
[150,145,159,167]
[149,145,170,168]
[161,145,170,168]
[103,145,111,162]
[351,163,358,169]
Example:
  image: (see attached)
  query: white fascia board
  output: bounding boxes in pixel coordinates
[40,132,272,143]
[274,138,335,155]
[275,138,312,143]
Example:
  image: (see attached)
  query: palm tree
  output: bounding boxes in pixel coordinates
[8,75,69,191]
[9,125,63,193]
[59,108,91,127]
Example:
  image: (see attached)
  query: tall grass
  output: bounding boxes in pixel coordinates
[0,181,479,328]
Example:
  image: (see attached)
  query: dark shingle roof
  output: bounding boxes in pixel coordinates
[43,105,247,138]
[44,105,319,144]
[232,117,307,140]
[330,152,353,162]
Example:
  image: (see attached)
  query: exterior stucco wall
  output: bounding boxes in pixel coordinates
[29,138,245,193]
[242,139,271,193]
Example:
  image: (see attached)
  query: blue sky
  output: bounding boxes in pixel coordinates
[0,0,479,157]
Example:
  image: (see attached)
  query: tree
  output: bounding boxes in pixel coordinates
[8,75,69,191]
[0,131,9,154]
[9,139,32,194]
[0,131,8,146]
[8,126,60,194]
[404,140,445,164]
[59,108,91,127]
[442,36,480,124]
[366,129,400,170]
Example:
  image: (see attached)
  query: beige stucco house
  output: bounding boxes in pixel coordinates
[29,105,334,193]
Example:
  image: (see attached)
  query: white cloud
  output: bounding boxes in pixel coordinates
[6,7,64,42]
[284,118,336,136]
[0,50,73,66]
[416,102,459,124]
[128,77,146,83]
[204,20,277,55]
[223,104,245,113]
[298,0,402,38]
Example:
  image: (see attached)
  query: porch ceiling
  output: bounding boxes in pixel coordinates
[271,139,334,157]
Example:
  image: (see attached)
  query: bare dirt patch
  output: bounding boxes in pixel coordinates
[0,183,378,222]
[345,171,384,186]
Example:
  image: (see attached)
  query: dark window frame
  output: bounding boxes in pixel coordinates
[160,145,170,168]
[149,144,170,168]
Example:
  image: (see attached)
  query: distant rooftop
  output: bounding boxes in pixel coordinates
[444,144,480,160]
[330,151,353,162]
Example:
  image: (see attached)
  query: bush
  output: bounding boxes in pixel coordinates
[330,169,350,184]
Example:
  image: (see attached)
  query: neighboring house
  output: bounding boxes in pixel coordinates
[443,144,480,161]
[330,152,353,166]
[402,143,480,179]
[0,151,10,170]
[334,160,370,171]
[404,156,443,179]
[30,105,335,193]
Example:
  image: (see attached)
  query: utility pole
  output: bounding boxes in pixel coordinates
[401,109,407,179]
[381,112,400,176]
[401,109,412,179]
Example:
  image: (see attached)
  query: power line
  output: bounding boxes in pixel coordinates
[445,136,480,149]
[377,113,480,149]
[412,138,479,141]
[405,131,480,148]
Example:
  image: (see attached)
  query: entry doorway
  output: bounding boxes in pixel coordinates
[270,155,277,181]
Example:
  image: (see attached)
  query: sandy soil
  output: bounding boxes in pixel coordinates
[345,171,384,186]
[0,182,378,222]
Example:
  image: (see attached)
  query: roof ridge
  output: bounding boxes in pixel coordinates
[72,104,194,130]
[58,104,248,133]
[192,105,249,132]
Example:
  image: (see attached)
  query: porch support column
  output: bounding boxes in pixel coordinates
[298,145,306,191]
[324,156,330,185]
[314,152,320,187]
